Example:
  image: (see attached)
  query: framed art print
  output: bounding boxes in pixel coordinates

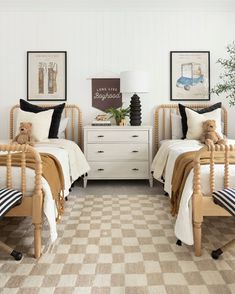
[27,51,67,101]
[170,51,210,101]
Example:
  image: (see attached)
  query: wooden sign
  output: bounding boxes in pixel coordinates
[92,78,122,111]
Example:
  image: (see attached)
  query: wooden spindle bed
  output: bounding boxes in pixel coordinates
[154,104,234,256]
[0,104,82,258]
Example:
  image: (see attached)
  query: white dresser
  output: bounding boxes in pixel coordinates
[83,125,153,187]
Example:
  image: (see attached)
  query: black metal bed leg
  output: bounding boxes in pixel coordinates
[10,250,22,261]
[211,248,223,259]
[176,239,182,246]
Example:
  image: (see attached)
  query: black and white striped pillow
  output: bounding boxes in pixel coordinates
[213,188,235,217]
[0,188,22,219]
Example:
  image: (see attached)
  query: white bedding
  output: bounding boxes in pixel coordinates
[0,139,90,242]
[151,139,235,245]
[36,139,90,182]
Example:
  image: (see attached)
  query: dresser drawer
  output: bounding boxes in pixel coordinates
[87,130,148,143]
[88,161,149,179]
[87,143,148,161]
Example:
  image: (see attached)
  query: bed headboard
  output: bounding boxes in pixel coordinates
[10,104,83,147]
[154,104,228,152]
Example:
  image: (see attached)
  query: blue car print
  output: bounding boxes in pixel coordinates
[176,62,204,91]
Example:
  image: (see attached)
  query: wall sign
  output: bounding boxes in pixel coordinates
[92,78,122,111]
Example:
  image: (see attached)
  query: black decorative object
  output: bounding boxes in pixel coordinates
[130,94,142,126]
[120,71,149,126]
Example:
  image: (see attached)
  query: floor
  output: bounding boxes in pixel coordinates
[0,180,235,294]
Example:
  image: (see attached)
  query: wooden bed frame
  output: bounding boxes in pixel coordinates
[154,104,233,256]
[1,104,82,258]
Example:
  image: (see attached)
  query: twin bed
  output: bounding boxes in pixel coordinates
[0,104,90,258]
[151,104,235,256]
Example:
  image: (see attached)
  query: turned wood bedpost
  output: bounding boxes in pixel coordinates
[209,144,215,194]
[72,108,75,145]
[155,106,160,152]
[6,152,12,189]
[28,145,43,259]
[224,144,229,189]
[193,146,207,256]
[77,106,82,149]
[21,150,26,196]
[64,108,68,140]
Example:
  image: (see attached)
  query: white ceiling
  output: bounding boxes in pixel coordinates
[1,0,235,12]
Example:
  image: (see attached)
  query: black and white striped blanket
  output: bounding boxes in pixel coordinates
[213,188,235,217]
[0,188,22,220]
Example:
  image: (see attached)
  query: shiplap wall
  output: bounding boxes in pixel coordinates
[0,10,235,139]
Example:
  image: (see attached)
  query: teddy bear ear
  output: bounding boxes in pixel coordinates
[28,122,32,127]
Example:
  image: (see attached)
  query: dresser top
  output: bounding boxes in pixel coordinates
[84,125,152,130]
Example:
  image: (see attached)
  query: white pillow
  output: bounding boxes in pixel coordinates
[171,113,183,139]
[16,109,53,142]
[185,108,222,140]
[58,117,69,139]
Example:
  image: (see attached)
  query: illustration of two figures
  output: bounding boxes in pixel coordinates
[38,62,58,94]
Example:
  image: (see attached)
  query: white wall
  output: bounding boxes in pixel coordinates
[0,8,235,139]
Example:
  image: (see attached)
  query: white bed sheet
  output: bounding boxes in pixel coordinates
[151,139,235,245]
[0,139,90,243]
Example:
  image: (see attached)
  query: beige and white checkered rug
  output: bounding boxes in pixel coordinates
[0,193,235,294]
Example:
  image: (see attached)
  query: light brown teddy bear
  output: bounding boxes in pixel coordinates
[13,122,35,146]
[200,119,226,146]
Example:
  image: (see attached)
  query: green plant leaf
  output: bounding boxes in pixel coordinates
[211,41,235,105]
[105,106,130,120]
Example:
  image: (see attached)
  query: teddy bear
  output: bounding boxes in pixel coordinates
[200,119,226,146]
[12,122,35,146]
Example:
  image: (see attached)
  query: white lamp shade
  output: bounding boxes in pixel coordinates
[120,70,149,93]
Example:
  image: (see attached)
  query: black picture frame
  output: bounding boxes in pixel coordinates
[170,51,210,101]
[27,51,67,101]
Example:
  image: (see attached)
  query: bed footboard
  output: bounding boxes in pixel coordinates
[0,144,43,258]
[193,144,235,256]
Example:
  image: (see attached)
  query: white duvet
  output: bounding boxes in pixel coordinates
[0,139,90,242]
[151,139,235,245]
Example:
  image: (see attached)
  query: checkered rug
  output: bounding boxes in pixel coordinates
[0,193,235,294]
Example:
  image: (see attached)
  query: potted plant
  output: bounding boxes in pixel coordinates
[106,106,130,125]
[211,42,235,106]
